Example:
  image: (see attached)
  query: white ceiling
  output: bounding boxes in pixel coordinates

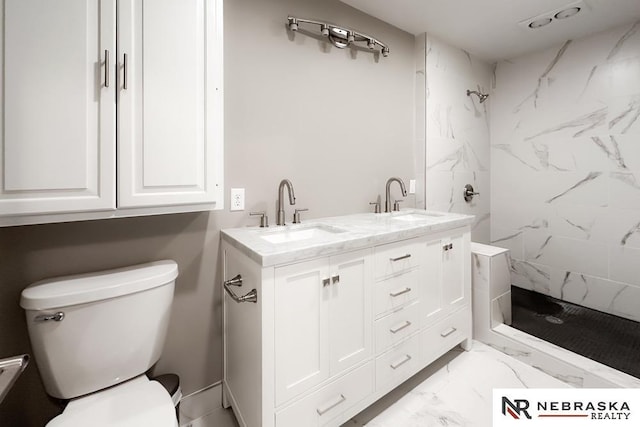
[339,0,640,62]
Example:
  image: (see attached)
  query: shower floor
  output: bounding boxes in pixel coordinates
[510,286,640,380]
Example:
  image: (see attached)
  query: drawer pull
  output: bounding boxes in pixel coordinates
[390,320,412,334]
[389,287,411,297]
[123,53,129,90]
[390,354,412,370]
[389,254,411,262]
[316,394,346,415]
[440,327,457,337]
[104,49,110,87]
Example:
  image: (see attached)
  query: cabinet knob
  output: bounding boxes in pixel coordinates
[331,274,340,284]
[443,243,453,251]
[322,278,331,287]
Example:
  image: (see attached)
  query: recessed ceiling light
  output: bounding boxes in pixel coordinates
[528,17,553,29]
[554,7,581,19]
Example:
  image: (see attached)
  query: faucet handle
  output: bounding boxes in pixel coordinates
[369,195,382,214]
[293,208,308,224]
[250,211,269,227]
[393,199,403,212]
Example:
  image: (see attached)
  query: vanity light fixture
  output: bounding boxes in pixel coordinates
[287,16,390,57]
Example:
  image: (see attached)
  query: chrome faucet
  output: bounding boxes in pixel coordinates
[277,179,296,225]
[385,177,407,212]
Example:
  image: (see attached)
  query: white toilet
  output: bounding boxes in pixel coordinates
[20,260,180,427]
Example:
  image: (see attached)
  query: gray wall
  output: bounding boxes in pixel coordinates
[0,0,415,424]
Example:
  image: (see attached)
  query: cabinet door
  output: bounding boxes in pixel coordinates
[424,232,470,324]
[0,0,116,216]
[274,259,330,406]
[117,0,223,208]
[328,249,372,375]
[442,233,468,312]
[423,239,444,323]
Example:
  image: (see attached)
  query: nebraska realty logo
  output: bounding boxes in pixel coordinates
[494,389,640,426]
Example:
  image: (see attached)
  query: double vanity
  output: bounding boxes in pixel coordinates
[221,209,473,427]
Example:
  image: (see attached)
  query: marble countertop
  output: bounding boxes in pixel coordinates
[221,209,474,267]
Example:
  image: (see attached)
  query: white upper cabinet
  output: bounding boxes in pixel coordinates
[117,0,223,208]
[0,0,223,224]
[0,0,116,216]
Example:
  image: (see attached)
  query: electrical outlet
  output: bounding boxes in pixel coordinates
[409,179,416,194]
[230,188,245,211]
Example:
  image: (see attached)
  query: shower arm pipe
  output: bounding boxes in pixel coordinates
[287,16,390,57]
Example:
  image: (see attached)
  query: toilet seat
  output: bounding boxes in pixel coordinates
[46,375,178,427]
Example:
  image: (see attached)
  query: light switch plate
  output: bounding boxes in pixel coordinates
[230,188,245,211]
[409,179,416,194]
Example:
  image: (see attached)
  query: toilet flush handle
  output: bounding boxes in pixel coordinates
[34,312,65,322]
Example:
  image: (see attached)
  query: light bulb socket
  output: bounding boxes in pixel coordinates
[554,7,581,19]
[528,17,552,29]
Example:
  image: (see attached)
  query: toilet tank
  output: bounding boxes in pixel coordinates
[20,260,178,399]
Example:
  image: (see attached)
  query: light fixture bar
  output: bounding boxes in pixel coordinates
[287,16,390,57]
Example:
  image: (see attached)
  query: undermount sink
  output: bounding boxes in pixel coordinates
[389,211,445,222]
[258,224,347,244]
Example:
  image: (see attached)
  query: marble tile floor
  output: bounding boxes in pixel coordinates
[184,341,568,427]
[346,341,569,427]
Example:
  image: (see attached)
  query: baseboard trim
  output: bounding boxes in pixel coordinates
[179,381,222,424]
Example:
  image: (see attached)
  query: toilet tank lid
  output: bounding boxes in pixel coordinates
[20,260,179,310]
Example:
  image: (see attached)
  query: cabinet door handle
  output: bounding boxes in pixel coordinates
[389,287,411,297]
[440,327,457,337]
[322,278,330,287]
[332,274,340,284]
[389,254,411,262]
[389,320,412,334]
[316,394,346,415]
[123,53,129,90]
[104,49,110,87]
[390,354,412,370]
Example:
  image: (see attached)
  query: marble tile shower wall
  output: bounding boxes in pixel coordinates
[490,21,640,322]
[417,33,492,243]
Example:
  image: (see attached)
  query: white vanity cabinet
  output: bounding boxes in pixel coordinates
[222,219,472,427]
[0,0,223,225]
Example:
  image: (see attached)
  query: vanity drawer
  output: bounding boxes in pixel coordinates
[423,307,471,365]
[374,238,422,279]
[375,334,421,392]
[276,362,373,427]
[374,268,420,317]
[374,300,422,353]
